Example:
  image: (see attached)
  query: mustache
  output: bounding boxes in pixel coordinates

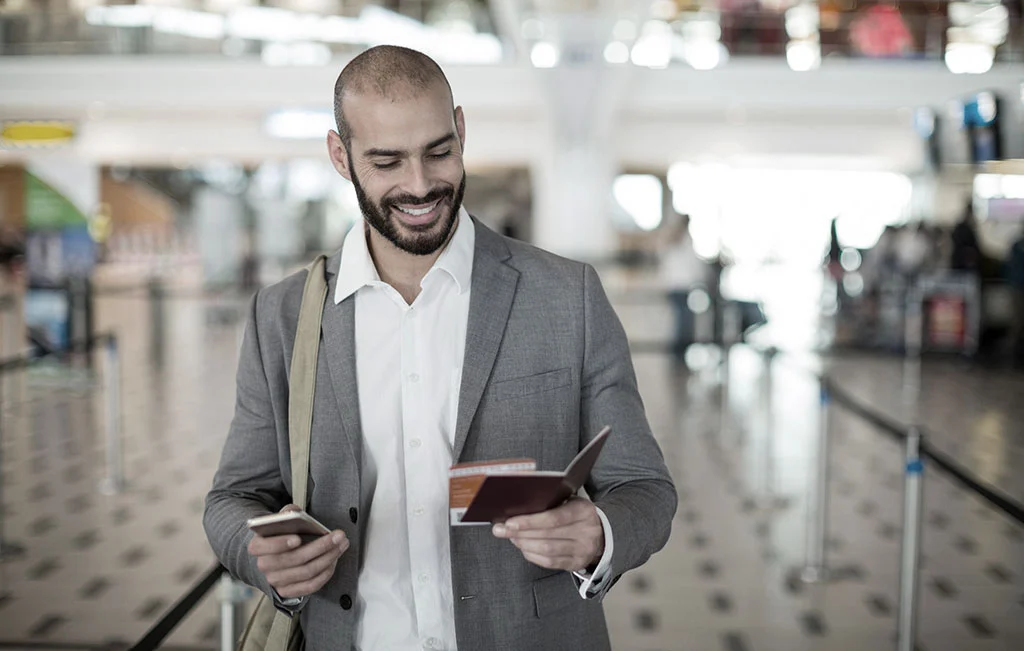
[383,186,452,210]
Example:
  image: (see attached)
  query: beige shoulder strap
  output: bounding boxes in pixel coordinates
[288,254,328,510]
[265,255,329,647]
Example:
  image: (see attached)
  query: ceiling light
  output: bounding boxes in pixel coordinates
[530,42,559,68]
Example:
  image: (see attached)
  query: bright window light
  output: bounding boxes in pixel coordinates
[265,109,335,140]
[975,173,1024,199]
[631,22,673,68]
[604,41,630,64]
[944,42,994,74]
[613,174,663,231]
[86,6,156,28]
[531,42,559,68]
[785,3,819,39]
[152,9,226,39]
[786,39,821,71]
[682,40,725,70]
[668,164,912,265]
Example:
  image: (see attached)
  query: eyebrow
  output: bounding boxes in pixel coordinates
[364,133,456,158]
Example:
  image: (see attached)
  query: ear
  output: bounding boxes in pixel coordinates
[455,106,466,152]
[327,130,352,182]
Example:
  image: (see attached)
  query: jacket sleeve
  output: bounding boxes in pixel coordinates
[579,263,677,590]
[204,290,294,604]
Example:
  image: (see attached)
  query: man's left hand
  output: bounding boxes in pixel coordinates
[492,497,604,572]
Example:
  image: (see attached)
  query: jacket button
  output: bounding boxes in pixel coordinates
[340,594,352,610]
[349,507,358,524]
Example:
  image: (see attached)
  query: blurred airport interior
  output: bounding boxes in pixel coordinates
[0,0,1023,649]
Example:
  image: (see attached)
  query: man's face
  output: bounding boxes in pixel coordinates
[331,83,467,257]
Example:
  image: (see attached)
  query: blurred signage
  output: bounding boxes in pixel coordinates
[1,121,76,148]
[849,5,913,57]
[926,295,966,348]
[987,197,1024,222]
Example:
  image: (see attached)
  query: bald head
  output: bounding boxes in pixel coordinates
[333,46,454,147]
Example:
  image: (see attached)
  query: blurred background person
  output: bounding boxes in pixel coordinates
[1008,224,1024,366]
[659,212,708,361]
[951,203,983,274]
[895,221,933,281]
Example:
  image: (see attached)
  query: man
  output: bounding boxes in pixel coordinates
[205,45,676,651]
[1008,225,1024,365]
[659,212,707,360]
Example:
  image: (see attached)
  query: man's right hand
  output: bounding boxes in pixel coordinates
[247,505,349,599]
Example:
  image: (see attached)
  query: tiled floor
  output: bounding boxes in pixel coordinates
[0,273,1021,650]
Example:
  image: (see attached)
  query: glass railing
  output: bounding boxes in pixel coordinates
[0,4,507,64]
[0,3,1021,71]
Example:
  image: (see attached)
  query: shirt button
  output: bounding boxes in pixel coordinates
[424,639,439,649]
[408,373,420,383]
[414,507,425,516]
[418,573,430,584]
[410,438,421,448]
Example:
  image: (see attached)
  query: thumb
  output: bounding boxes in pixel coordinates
[280,504,302,513]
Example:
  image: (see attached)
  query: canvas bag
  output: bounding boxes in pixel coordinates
[237,254,328,651]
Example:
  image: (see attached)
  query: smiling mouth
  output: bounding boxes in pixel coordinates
[394,199,441,217]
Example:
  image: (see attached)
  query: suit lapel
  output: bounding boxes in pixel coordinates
[453,221,519,462]
[321,250,363,475]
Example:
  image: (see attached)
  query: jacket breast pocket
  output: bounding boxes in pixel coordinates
[532,571,579,618]
[488,368,572,402]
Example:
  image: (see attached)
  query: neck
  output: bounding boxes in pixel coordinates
[365,216,458,304]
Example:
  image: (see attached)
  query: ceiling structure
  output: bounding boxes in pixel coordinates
[0,0,1021,172]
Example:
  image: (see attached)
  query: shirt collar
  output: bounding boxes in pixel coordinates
[334,206,474,305]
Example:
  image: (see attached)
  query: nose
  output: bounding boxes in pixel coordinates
[402,160,432,200]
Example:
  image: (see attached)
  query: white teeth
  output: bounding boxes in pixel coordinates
[397,200,439,216]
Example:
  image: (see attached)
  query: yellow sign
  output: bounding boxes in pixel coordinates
[1,121,76,147]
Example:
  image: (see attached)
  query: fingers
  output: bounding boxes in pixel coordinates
[496,498,596,536]
[250,528,348,560]
[518,548,591,572]
[280,504,302,513]
[491,499,604,572]
[275,564,338,599]
[264,544,343,593]
[255,530,348,570]
[496,522,600,540]
[509,536,600,572]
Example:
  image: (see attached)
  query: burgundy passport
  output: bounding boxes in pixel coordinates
[449,426,611,525]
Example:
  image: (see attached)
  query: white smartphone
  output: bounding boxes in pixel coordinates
[247,510,331,538]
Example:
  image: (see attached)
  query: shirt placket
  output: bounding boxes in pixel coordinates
[401,300,446,651]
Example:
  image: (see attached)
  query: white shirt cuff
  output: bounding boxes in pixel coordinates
[572,506,614,599]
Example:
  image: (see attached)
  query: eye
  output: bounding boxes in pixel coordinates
[373,161,399,170]
[428,151,451,160]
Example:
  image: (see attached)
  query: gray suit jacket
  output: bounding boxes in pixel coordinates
[205,218,676,651]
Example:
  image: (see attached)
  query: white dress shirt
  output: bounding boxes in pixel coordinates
[333,209,613,651]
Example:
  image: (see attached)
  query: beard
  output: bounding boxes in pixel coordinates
[349,156,466,257]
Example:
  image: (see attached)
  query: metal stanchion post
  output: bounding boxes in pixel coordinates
[219,574,250,651]
[800,381,833,583]
[758,347,784,510]
[903,288,923,418]
[149,276,165,367]
[790,378,860,587]
[99,335,125,495]
[897,427,924,651]
[0,373,26,562]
